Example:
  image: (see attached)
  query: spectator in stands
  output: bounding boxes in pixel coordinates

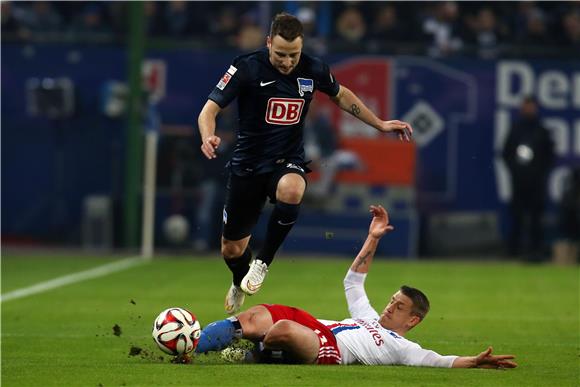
[369,4,405,41]
[510,2,554,46]
[105,2,128,37]
[560,11,580,47]
[1,2,17,34]
[510,2,536,41]
[143,1,164,37]
[520,8,551,45]
[16,1,63,39]
[335,6,367,45]
[295,4,328,55]
[163,1,191,38]
[502,96,554,262]
[553,167,580,265]
[210,6,239,48]
[294,2,333,39]
[295,6,316,38]
[68,4,112,41]
[1,1,32,41]
[237,24,264,51]
[161,1,210,38]
[422,1,463,57]
[464,7,504,59]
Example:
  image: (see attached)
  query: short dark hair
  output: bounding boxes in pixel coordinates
[400,285,430,320]
[270,12,303,41]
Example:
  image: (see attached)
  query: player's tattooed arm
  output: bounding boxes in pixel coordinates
[333,86,412,140]
[349,238,379,274]
[349,205,391,274]
[353,251,370,272]
[332,85,382,128]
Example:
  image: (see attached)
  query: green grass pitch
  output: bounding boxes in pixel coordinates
[1,254,578,386]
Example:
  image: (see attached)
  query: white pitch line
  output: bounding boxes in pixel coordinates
[1,256,147,303]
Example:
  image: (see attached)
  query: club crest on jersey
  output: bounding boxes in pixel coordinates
[297,78,314,96]
[265,98,304,125]
[217,65,237,90]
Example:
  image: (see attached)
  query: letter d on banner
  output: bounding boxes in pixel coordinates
[497,61,534,108]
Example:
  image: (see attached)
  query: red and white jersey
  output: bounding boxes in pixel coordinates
[318,270,457,367]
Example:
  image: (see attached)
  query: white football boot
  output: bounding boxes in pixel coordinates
[224,284,245,315]
[240,259,268,295]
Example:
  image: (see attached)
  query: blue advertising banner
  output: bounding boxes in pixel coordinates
[2,43,577,253]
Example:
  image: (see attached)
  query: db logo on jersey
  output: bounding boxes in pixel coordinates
[265,98,304,125]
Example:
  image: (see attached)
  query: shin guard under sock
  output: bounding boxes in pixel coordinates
[258,201,300,266]
[223,247,252,286]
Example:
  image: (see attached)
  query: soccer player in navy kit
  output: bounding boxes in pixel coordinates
[198,13,413,315]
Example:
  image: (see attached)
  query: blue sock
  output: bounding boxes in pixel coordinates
[195,317,242,353]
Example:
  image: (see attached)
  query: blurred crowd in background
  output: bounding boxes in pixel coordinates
[2,1,580,58]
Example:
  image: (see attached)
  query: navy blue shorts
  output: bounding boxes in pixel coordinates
[222,163,308,241]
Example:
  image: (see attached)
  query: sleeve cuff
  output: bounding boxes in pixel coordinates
[344,269,367,285]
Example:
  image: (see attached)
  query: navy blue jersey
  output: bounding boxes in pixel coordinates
[208,48,340,176]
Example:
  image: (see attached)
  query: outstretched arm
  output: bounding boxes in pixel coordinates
[331,86,413,141]
[349,205,394,274]
[344,205,394,320]
[452,346,517,369]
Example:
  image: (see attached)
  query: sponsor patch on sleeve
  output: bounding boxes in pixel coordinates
[216,65,237,90]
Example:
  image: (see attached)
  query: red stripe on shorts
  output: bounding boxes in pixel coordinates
[261,304,341,365]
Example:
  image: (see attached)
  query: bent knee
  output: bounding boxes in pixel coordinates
[276,174,306,204]
[221,239,246,258]
[271,320,295,332]
[237,306,273,339]
[263,320,294,346]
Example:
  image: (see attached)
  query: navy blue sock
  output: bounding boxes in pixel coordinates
[195,317,243,354]
[258,201,300,266]
[224,247,252,286]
